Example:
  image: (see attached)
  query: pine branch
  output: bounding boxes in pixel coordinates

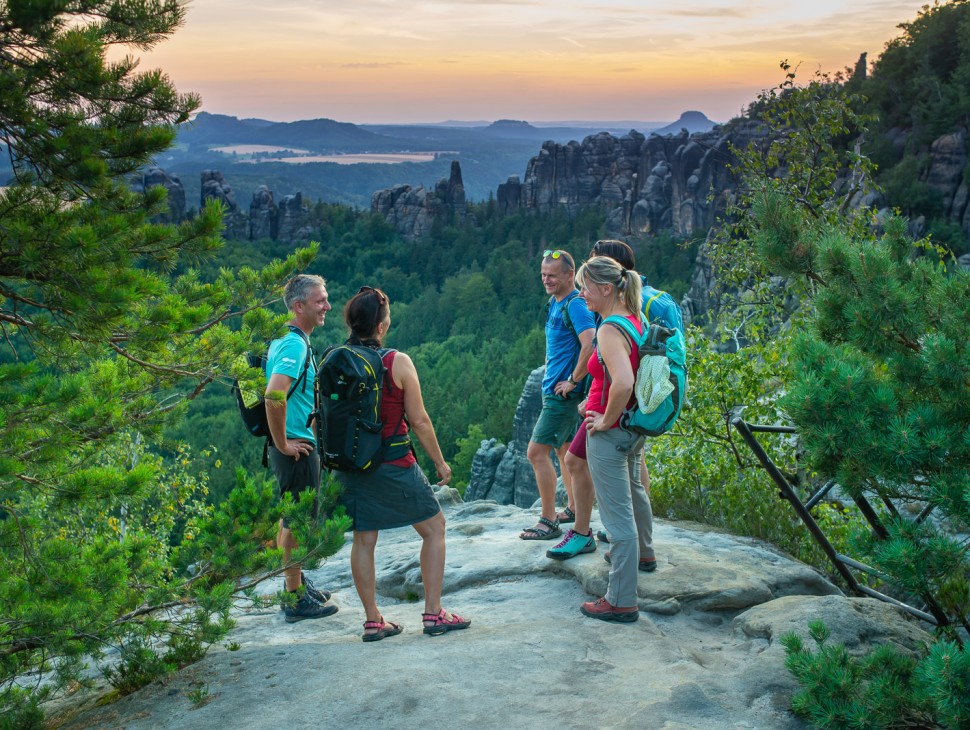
[0,311,32,327]
[107,342,207,378]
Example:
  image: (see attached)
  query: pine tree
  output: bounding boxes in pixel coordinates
[751,192,970,630]
[718,57,968,723]
[0,2,342,722]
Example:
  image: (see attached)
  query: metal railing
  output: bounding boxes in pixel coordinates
[729,414,961,632]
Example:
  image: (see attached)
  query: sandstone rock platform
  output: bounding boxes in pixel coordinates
[56,493,931,729]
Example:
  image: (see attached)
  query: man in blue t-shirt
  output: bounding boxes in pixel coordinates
[265,274,338,623]
[520,250,596,541]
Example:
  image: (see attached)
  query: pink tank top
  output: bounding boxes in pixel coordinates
[585,314,643,428]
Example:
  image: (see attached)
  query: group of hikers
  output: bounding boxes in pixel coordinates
[261,238,683,640]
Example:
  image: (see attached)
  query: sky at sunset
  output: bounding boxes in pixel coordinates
[140,0,932,125]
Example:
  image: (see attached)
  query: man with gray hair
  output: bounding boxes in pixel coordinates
[520,250,596,540]
[265,274,338,622]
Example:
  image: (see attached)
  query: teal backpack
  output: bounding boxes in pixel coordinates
[598,315,687,437]
[641,283,684,332]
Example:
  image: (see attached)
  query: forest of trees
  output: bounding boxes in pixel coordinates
[167,203,698,501]
[2,0,969,727]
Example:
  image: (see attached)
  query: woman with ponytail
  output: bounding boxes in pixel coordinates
[571,257,654,623]
[336,286,471,642]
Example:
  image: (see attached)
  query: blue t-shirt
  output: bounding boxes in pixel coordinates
[543,291,596,394]
[265,328,316,444]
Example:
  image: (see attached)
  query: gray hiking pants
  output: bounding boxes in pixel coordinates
[587,427,654,608]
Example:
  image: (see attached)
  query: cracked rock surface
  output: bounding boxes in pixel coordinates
[57,492,931,730]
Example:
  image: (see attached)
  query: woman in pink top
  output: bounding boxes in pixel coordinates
[574,256,653,623]
[336,286,471,642]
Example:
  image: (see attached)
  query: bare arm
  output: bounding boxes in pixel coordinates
[586,325,634,433]
[265,372,312,460]
[392,352,452,485]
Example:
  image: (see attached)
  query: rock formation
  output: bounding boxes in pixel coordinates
[465,367,544,507]
[246,185,311,242]
[277,193,313,242]
[491,121,970,328]
[201,169,248,239]
[248,185,277,240]
[136,168,310,243]
[138,167,186,224]
[370,160,468,240]
[925,130,969,233]
[495,126,754,240]
[55,495,935,730]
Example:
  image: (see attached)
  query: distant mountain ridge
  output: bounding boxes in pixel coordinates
[152,109,721,209]
[180,111,719,153]
[651,111,718,136]
[180,112,404,151]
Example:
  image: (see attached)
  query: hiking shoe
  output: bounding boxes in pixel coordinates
[284,593,338,623]
[580,597,638,623]
[546,529,596,560]
[301,572,332,603]
[604,551,658,572]
[596,530,609,543]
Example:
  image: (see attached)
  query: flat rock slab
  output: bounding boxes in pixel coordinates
[55,495,931,730]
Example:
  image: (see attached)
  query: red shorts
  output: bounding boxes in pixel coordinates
[567,423,587,460]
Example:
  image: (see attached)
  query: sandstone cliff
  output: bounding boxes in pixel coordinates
[464,366,543,507]
[922,129,970,234]
[138,167,186,224]
[497,126,748,240]
[139,168,311,243]
[370,159,467,241]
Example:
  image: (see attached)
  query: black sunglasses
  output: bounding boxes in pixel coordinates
[357,285,389,305]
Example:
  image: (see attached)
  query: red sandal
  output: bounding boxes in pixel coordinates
[421,608,471,636]
[362,616,403,643]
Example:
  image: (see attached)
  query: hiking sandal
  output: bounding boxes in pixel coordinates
[362,616,403,642]
[519,516,562,540]
[555,507,576,524]
[422,608,471,636]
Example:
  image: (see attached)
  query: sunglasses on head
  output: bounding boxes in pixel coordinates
[543,249,565,259]
[357,285,388,305]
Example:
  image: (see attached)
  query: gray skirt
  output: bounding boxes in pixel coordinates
[336,462,442,531]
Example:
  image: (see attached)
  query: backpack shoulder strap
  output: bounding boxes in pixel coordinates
[643,290,666,322]
[548,291,581,343]
[285,325,312,398]
[378,348,398,388]
[600,314,640,351]
[596,315,643,408]
[560,291,580,340]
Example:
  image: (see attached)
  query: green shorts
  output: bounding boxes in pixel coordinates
[531,393,583,448]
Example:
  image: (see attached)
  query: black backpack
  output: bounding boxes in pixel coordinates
[314,343,411,472]
[232,325,311,439]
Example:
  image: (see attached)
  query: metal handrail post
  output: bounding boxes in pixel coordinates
[730,416,860,592]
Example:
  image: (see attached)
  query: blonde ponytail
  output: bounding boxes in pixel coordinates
[577,256,642,317]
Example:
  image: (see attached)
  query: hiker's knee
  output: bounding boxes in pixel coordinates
[565,450,586,478]
[353,530,379,550]
[527,440,549,464]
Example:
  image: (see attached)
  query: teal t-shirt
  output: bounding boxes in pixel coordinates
[265,328,316,444]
